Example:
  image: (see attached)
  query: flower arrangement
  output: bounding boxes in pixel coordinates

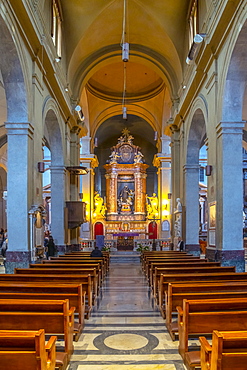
[136,244,150,252]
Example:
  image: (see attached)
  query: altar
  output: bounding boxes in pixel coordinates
[113,232,140,250]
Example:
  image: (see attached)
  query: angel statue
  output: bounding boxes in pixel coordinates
[134,150,144,163]
[109,150,120,164]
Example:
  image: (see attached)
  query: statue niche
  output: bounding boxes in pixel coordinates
[104,128,148,221]
[118,185,134,214]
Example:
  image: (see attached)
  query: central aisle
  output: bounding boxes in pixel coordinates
[69,253,184,370]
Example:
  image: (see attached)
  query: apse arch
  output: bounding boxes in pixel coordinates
[90,103,160,148]
[0,12,29,123]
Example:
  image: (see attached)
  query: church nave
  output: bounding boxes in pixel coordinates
[69,253,184,370]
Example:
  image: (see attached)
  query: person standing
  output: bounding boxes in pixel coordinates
[177,236,184,251]
[0,228,4,248]
[46,235,56,259]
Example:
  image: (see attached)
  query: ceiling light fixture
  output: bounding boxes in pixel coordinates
[186,33,206,65]
[121,0,129,119]
[74,105,84,122]
[121,0,129,62]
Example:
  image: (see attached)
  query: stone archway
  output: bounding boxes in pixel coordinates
[44,104,66,247]
[184,107,207,256]
[0,14,32,271]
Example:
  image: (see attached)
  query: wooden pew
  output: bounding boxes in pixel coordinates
[40,262,103,289]
[0,282,86,340]
[165,282,247,339]
[64,251,110,271]
[148,260,219,286]
[0,298,75,369]
[141,251,192,270]
[152,266,236,303]
[0,274,93,319]
[0,329,57,370]
[50,257,107,277]
[143,256,202,277]
[149,261,220,290]
[200,330,247,370]
[16,266,100,303]
[142,253,196,272]
[177,297,247,370]
[158,272,247,313]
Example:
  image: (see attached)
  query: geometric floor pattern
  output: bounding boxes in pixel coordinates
[68,254,185,370]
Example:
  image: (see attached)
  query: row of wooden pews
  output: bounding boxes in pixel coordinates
[141,250,247,370]
[0,250,110,369]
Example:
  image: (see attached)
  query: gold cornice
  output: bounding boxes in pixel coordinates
[104,163,149,174]
[153,154,171,167]
[80,155,99,168]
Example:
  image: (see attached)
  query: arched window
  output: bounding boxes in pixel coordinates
[188,0,198,47]
[51,0,62,58]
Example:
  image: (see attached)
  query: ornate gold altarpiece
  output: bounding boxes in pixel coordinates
[103,129,148,237]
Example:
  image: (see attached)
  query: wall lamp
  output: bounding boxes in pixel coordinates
[38,162,45,173]
[205,165,212,176]
[167,193,172,199]
[186,33,206,65]
[74,105,84,122]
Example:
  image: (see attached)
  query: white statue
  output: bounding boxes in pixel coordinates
[134,150,144,163]
[176,198,182,212]
[109,150,120,164]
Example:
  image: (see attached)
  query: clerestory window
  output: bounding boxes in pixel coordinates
[51,0,62,58]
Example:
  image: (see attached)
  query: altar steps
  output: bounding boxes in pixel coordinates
[110,251,140,263]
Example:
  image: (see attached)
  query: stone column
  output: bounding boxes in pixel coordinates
[69,129,81,245]
[50,166,66,249]
[183,164,201,256]
[5,122,34,273]
[209,121,245,271]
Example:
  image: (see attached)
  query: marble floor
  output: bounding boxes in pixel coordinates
[68,254,185,370]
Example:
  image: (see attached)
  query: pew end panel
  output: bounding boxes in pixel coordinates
[199,336,212,370]
[0,329,57,370]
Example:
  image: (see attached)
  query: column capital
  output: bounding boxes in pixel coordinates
[216,121,245,138]
[5,122,34,138]
[183,164,201,172]
[50,166,67,175]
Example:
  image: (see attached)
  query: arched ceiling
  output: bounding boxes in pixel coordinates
[60,0,191,137]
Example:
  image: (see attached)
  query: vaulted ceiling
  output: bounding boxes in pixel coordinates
[60,0,191,145]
